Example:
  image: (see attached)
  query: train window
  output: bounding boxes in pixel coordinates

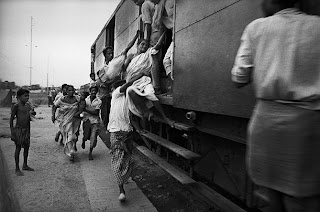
[91,45,96,74]
[105,17,115,49]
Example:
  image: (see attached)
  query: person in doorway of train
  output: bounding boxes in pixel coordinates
[96,46,114,87]
[97,31,140,84]
[231,0,320,211]
[123,31,174,126]
[103,46,114,65]
[107,79,134,202]
[163,40,174,92]
[131,0,163,46]
[95,47,114,149]
[132,0,168,94]
[89,72,96,87]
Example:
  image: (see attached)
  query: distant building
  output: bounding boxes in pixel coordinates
[30,84,41,90]
[0,80,15,90]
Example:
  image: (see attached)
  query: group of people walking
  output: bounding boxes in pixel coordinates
[46,0,176,202]
[9,0,320,210]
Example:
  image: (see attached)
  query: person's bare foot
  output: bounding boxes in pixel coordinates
[22,166,34,171]
[118,193,126,202]
[15,169,24,176]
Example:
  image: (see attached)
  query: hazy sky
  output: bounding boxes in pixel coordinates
[0,0,121,88]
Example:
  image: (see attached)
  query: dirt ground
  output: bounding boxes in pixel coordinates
[0,106,92,212]
[0,105,214,212]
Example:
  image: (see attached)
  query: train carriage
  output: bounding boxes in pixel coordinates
[90,0,320,211]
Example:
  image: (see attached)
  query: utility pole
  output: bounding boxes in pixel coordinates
[29,16,33,86]
[47,73,49,94]
[46,56,49,94]
[52,66,55,87]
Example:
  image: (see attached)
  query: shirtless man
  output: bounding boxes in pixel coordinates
[10,88,36,176]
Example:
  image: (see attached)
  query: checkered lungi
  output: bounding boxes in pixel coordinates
[110,131,134,185]
[11,127,30,148]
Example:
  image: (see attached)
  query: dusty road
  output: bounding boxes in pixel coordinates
[0,106,213,212]
[0,106,156,212]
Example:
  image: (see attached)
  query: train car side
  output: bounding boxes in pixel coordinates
[90,0,320,210]
[173,0,262,119]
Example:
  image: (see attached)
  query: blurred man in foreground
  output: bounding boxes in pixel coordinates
[232,0,320,211]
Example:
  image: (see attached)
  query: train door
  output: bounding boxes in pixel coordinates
[92,17,115,76]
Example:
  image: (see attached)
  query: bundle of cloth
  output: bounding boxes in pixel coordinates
[125,48,158,82]
[97,55,126,83]
[55,99,81,157]
[125,48,159,118]
[126,76,158,117]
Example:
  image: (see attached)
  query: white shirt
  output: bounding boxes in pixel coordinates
[232,8,320,110]
[141,0,163,46]
[163,41,173,76]
[53,92,63,104]
[84,95,102,124]
[107,87,132,133]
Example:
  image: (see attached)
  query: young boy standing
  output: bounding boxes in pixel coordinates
[10,88,36,176]
[82,86,102,160]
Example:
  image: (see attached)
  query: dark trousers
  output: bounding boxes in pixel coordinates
[100,96,111,129]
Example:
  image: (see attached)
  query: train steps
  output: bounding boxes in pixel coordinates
[151,116,195,132]
[134,144,247,212]
[134,144,196,184]
[136,116,199,177]
[133,116,248,212]
[139,129,200,160]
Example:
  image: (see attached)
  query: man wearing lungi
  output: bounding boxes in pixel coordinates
[232,0,320,211]
[82,85,102,160]
[107,80,134,202]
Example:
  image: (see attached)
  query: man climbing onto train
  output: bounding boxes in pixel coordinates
[98,46,114,129]
[131,0,173,94]
[231,0,320,211]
